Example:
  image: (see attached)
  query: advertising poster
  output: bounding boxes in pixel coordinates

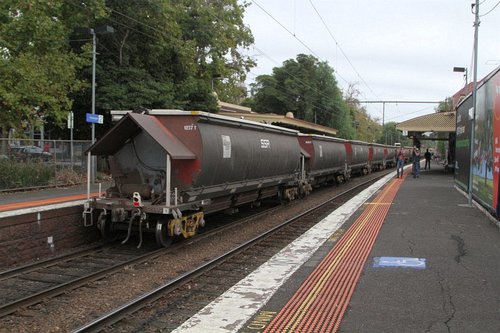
[492,71,500,213]
[472,80,493,208]
[455,95,472,191]
[455,67,500,213]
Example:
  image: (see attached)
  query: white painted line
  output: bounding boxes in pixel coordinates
[0,200,86,219]
[172,173,394,333]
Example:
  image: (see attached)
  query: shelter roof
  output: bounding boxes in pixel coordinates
[218,101,338,137]
[396,111,456,133]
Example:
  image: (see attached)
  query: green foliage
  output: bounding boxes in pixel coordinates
[0,0,107,135]
[436,97,452,112]
[98,66,176,110]
[1,0,255,138]
[382,122,402,145]
[250,54,353,137]
[91,0,254,114]
[0,159,53,189]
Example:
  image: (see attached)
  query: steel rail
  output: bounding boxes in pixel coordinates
[0,202,282,318]
[0,246,165,318]
[0,243,106,281]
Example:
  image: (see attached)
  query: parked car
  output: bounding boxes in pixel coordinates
[13,146,52,162]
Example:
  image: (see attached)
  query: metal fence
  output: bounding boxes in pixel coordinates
[0,138,107,191]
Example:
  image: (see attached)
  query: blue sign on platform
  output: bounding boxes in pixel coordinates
[86,113,104,124]
[373,257,426,269]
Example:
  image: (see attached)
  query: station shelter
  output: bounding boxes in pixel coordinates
[396,111,456,168]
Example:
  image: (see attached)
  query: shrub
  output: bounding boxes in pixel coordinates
[55,167,86,185]
[0,160,54,189]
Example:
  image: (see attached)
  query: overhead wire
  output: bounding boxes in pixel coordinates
[308,0,384,106]
[385,105,435,122]
[250,0,351,87]
[480,1,500,16]
[251,45,346,105]
[250,0,384,118]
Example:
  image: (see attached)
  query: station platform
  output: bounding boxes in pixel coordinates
[0,183,106,214]
[173,166,500,332]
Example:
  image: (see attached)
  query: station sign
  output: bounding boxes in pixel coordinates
[67,111,74,129]
[86,113,104,124]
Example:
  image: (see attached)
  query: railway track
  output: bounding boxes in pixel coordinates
[0,202,280,319]
[72,172,388,333]
[0,244,160,318]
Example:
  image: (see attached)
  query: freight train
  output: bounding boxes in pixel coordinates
[83,110,398,247]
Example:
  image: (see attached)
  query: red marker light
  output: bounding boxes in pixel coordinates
[132,192,142,207]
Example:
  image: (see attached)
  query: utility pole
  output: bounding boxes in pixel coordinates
[382,102,386,144]
[468,0,480,206]
[91,30,96,182]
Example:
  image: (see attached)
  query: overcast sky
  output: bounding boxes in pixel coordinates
[241,0,500,123]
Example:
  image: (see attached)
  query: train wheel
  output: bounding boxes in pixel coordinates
[155,220,174,248]
[98,213,115,241]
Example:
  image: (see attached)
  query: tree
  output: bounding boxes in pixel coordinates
[0,0,109,140]
[436,97,452,113]
[381,122,402,145]
[1,1,255,140]
[87,0,254,114]
[0,0,106,138]
[344,84,380,141]
[250,54,354,138]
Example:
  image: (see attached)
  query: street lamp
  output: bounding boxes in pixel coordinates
[453,66,469,94]
[77,25,114,183]
[211,74,222,91]
[89,26,114,144]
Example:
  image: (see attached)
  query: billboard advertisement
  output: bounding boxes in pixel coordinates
[455,96,472,190]
[455,67,500,213]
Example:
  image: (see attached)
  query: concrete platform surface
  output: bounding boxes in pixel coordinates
[340,169,500,332]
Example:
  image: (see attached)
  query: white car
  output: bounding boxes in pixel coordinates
[20,146,52,161]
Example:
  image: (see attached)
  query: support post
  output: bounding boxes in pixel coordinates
[166,154,171,207]
[87,151,91,200]
[468,0,480,206]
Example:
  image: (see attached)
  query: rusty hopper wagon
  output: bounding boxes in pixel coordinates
[369,143,386,171]
[298,134,350,186]
[345,140,370,176]
[84,110,303,247]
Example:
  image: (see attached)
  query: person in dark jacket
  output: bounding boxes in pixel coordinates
[424,149,432,170]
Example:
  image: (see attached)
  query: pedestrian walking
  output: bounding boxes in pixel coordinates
[412,147,421,178]
[396,148,405,178]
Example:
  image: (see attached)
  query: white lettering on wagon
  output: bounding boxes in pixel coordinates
[184,124,197,131]
[260,139,271,149]
[222,135,231,158]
